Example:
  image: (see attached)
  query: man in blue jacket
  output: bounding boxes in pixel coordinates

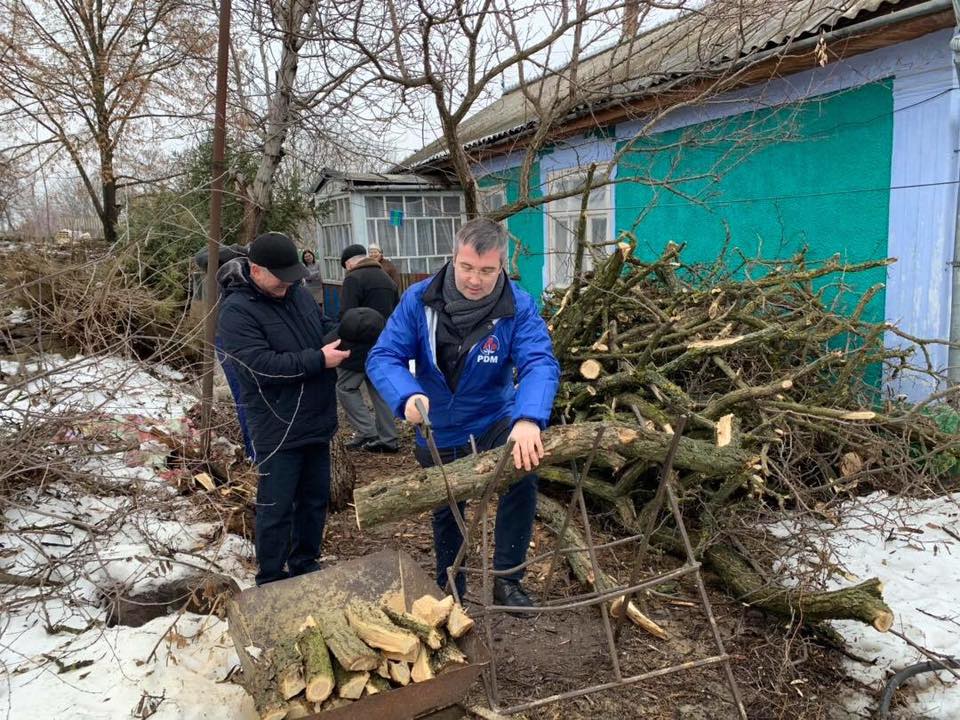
[217,232,349,586]
[367,218,560,608]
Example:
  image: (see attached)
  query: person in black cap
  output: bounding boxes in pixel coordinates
[336,244,400,452]
[216,231,350,586]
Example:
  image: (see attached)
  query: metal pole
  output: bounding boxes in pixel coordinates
[200,0,233,456]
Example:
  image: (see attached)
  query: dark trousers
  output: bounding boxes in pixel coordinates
[254,442,330,586]
[215,337,255,461]
[414,417,537,597]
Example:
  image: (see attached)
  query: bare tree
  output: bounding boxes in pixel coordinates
[0,0,215,244]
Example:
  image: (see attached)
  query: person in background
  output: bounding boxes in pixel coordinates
[366,219,560,608]
[301,249,321,281]
[217,232,349,585]
[337,244,400,452]
[368,243,401,288]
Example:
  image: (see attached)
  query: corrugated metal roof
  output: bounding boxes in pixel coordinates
[311,168,455,194]
[398,0,925,169]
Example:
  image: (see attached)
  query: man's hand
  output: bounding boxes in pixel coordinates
[404,394,430,424]
[322,339,350,368]
[508,420,544,472]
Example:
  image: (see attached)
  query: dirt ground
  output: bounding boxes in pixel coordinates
[320,424,860,720]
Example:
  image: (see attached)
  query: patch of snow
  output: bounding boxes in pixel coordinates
[2,307,29,326]
[783,492,960,718]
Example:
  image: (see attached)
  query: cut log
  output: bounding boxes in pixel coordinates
[284,698,311,719]
[375,658,391,679]
[388,660,411,686]
[315,610,380,671]
[537,494,668,640]
[410,644,435,683]
[382,591,407,615]
[411,594,455,628]
[249,675,285,720]
[317,696,353,712]
[298,626,334,703]
[346,602,420,657]
[354,422,752,529]
[382,605,445,650]
[333,660,369,700]
[365,675,392,695]
[579,359,602,380]
[382,647,420,663]
[275,643,305,701]
[446,604,474,639]
[431,642,468,674]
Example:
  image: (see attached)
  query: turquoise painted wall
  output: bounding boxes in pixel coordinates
[478,163,545,299]
[614,80,895,322]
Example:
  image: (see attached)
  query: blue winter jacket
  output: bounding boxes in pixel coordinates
[366,269,560,448]
[216,259,338,457]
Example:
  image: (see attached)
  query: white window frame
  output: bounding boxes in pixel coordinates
[545,165,613,287]
[478,183,508,219]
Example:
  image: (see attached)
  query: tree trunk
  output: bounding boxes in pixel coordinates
[353,422,753,529]
[329,432,356,513]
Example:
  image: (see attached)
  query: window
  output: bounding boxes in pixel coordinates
[362,193,463,278]
[546,167,611,287]
[319,195,354,281]
[478,184,508,223]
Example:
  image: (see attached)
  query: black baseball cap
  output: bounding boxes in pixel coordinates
[340,244,367,268]
[249,232,308,283]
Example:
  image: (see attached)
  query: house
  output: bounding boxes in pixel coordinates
[307,169,464,283]
[395,0,958,400]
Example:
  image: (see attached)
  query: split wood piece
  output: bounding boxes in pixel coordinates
[333,660,369,700]
[536,494,668,640]
[431,642,468,675]
[346,602,420,657]
[382,591,407,615]
[298,626,334,703]
[248,672,285,720]
[365,675,392,695]
[375,658,391,679]
[579,359,602,380]
[354,422,752,529]
[284,698,311,719]
[410,644,435,683]
[382,605,445,650]
[275,643,306,701]
[315,610,380,671]
[383,647,420,663]
[388,660,411,686]
[411,594,455,628]
[446,603,474,639]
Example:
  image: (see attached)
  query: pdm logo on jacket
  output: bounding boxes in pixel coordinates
[478,335,499,363]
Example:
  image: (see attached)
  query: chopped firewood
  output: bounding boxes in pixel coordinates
[387,659,411,686]
[410,644,435,683]
[382,646,420,663]
[611,596,669,640]
[382,591,407,615]
[317,696,353,712]
[375,657,391,679]
[250,677,285,720]
[365,675,392,695]
[333,660,369,700]
[298,626,334,703]
[446,603,474,639]
[315,610,379,671]
[275,643,305,701]
[715,414,734,448]
[382,605,445,650]
[411,594,455,628]
[579,359,602,380]
[430,642,468,675]
[283,698,311,719]
[346,602,420,657]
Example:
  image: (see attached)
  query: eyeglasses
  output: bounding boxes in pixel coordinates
[455,261,501,279]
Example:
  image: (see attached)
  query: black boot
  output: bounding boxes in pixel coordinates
[345,435,375,450]
[493,578,535,614]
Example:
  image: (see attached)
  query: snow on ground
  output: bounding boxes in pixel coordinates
[0,354,257,720]
[774,492,960,718]
[2,308,29,327]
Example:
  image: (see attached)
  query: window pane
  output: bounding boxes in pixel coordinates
[366,219,377,244]
[590,217,607,243]
[409,256,428,274]
[442,195,461,215]
[405,196,424,217]
[365,196,384,218]
[428,256,446,273]
[386,196,403,215]
[416,219,435,254]
[424,196,442,216]
[398,258,411,274]
[436,219,454,254]
[377,220,398,256]
[398,223,417,256]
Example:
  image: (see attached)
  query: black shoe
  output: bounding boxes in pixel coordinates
[345,435,375,450]
[363,440,399,453]
[493,578,535,614]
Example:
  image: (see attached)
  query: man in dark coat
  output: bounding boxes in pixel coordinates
[216,232,349,586]
[336,244,400,452]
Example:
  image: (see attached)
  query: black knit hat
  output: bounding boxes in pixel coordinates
[322,307,385,369]
[340,244,367,268]
[249,232,308,283]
